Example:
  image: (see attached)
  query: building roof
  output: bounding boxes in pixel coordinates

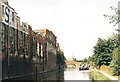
[34,29,57,38]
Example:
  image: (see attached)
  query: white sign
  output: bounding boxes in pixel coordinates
[1,2,16,28]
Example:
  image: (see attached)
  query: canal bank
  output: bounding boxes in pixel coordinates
[90,68,118,80]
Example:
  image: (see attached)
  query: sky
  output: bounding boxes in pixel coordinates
[8,0,119,60]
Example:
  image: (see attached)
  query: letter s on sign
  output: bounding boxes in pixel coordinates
[5,6,10,24]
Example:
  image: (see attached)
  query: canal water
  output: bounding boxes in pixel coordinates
[64,68,91,80]
[3,68,93,81]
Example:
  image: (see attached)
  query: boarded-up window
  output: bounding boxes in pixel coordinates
[9,27,15,53]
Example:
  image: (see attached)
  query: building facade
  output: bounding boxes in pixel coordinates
[0,0,63,81]
[34,29,57,71]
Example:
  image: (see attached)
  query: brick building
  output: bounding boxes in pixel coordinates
[0,0,64,80]
[34,29,57,71]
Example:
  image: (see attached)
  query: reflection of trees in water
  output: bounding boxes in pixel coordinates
[41,70,64,81]
[8,70,65,81]
[34,70,65,82]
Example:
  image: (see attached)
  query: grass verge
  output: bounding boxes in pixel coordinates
[90,70,110,80]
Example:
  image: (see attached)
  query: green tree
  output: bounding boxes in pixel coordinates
[92,37,114,67]
[110,47,120,75]
[104,6,120,32]
[87,56,95,66]
[91,33,120,75]
[73,58,77,62]
[104,6,120,27]
[83,58,87,63]
[56,51,66,66]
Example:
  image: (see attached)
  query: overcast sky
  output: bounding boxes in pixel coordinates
[8,0,118,60]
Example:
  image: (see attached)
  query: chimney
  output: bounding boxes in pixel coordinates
[2,0,8,5]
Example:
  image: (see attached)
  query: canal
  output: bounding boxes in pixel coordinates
[64,68,91,80]
[3,68,93,81]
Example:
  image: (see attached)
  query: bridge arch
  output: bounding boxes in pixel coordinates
[65,60,81,68]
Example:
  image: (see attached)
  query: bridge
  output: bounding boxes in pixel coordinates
[65,60,81,68]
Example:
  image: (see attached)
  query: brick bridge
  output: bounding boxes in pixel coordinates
[65,60,81,68]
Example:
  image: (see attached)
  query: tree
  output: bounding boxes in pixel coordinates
[104,6,120,32]
[110,47,120,75]
[83,58,87,63]
[87,56,95,66]
[104,6,120,27]
[92,37,115,67]
[73,58,77,62]
[56,51,66,66]
[90,33,120,75]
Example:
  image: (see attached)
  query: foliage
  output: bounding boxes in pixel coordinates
[97,6,120,75]
[104,6,120,27]
[56,51,66,65]
[83,57,87,63]
[73,58,77,62]
[110,47,120,75]
[92,38,114,67]
[87,56,92,64]
[89,33,120,75]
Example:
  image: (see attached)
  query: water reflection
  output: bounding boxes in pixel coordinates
[7,69,65,81]
[3,68,93,81]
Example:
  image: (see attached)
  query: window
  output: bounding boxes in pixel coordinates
[41,44,43,57]
[2,5,4,16]
[12,12,14,22]
[25,34,29,55]
[18,31,23,54]
[37,42,40,56]
[9,27,15,53]
[0,24,6,52]
[32,37,36,56]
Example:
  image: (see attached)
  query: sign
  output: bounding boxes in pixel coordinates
[1,2,16,28]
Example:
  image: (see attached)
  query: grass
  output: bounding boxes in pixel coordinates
[99,65,119,78]
[99,65,112,75]
[90,70,110,80]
